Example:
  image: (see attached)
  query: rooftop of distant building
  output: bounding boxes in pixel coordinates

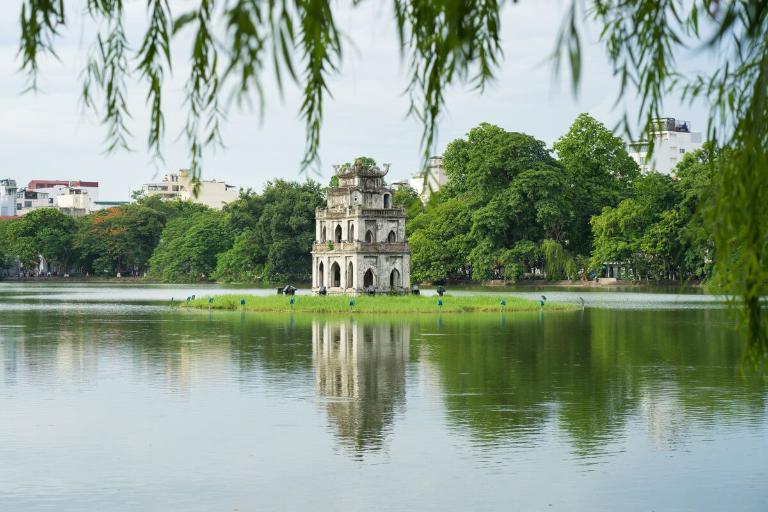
[28,180,99,190]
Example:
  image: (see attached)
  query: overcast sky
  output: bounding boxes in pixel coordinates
[0,1,710,201]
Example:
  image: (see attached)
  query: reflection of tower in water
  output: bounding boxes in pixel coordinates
[312,320,409,455]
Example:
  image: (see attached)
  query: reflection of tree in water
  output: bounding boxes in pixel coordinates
[1,311,100,389]
[421,310,766,457]
[0,308,317,395]
[312,319,409,456]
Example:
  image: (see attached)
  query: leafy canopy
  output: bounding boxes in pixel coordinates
[215,179,324,283]
[4,208,77,269]
[553,113,639,255]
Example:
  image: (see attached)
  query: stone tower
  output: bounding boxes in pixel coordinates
[312,160,410,294]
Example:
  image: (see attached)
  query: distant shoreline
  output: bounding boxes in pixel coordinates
[1,276,704,290]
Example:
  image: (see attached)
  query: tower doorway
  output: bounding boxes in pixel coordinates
[364,269,375,288]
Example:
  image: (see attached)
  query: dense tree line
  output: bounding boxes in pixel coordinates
[0,180,323,283]
[405,115,716,283]
[1,115,718,285]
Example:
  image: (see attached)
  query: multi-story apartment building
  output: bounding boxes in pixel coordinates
[15,188,54,215]
[1,179,18,217]
[408,155,448,202]
[627,117,703,175]
[139,169,239,209]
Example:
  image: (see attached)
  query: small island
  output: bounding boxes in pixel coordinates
[181,294,577,314]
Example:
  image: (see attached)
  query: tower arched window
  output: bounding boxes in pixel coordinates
[364,269,375,288]
[383,194,391,208]
[390,268,401,288]
[387,230,396,242]
[365,230,374,243]
[334,224,342,243]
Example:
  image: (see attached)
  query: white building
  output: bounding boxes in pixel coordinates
[55,188,92,217]
[1,179,17,217]
[139,169,239,209]
[14,180,101,216]
[311,160,411,294]
[28,180,100,204]
[627,118,703,175]
[409,155,448,203]
[15,188,53,215]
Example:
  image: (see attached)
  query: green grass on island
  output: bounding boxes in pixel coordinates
[180,294,578,314]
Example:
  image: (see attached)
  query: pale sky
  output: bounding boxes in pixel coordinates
[0,1,710,201]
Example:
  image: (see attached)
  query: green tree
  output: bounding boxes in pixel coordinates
[409,197,474,282]
[553,113,639,255]
[411,123,568,281]
[134,195,209,221]
[590,172,681,280]
[215,180,324,283]
[0,220,13,274]
[5,209,78,272]
[673,147,717,280]
[149,210,234,282]
[392,184,422,220]
[442,123,555,202]
[541,239,576,280]
[76,204,166,275]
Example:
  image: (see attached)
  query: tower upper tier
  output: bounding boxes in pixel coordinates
[326,160,395,210]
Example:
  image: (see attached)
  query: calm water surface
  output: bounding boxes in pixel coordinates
[0,283,765,511]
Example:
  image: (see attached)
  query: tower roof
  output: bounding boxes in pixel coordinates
[334,161,390,179]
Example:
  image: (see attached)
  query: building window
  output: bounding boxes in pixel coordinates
[387,230,397,242]
[679,148,686,154]
[334,225,342,243]
[383,194,391,208]
[365,230,374,243]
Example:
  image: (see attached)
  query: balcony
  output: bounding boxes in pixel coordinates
[316,207,405,219]
[312,241,409,253]
[361,208,404,217]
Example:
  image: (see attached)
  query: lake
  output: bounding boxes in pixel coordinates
[0,283,765,511]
